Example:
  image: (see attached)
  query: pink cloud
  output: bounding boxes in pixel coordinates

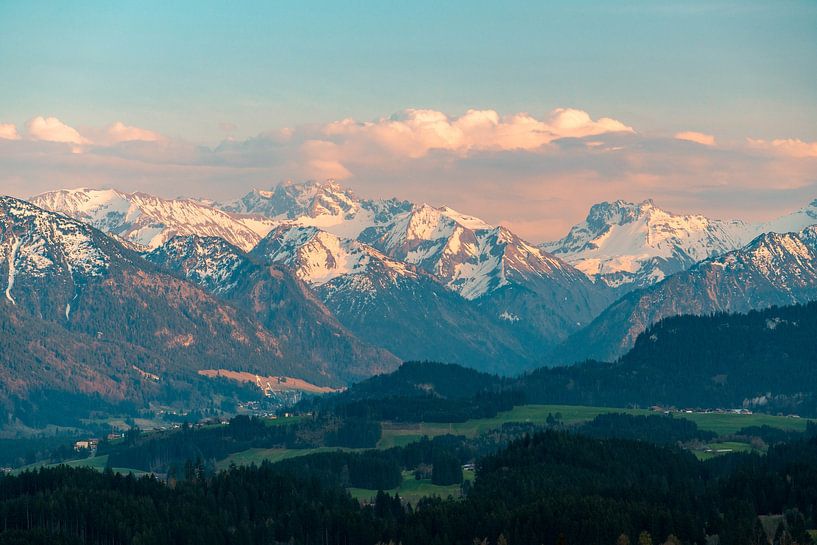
[747,138,817,158]
[27,116,89,145]
[0,123,20,140]
[321,107,634,160]
[675,131,716,146]
[106,121,163,143]
[2,108,816,243]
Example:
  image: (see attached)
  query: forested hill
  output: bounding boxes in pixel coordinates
[298,361,520,422]
[521,301,817,415]
[309,302,817,418]
[328,361,507,401]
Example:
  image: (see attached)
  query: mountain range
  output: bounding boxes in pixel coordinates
[557,226,817,361]
[5,180,817,427]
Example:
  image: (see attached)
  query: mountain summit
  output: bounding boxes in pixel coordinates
[31,188,271,251]
[542,199,752,290]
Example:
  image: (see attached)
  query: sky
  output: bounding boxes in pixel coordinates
[1,0,816,241]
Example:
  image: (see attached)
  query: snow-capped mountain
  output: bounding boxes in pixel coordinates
[557,226,817,363]
[220,180,412,239]
[0,197,368,419]
[30,180,817,376]
[251,224,418,289]
[359,203,613,343]
[249,225,543,373]
[147,230,533,376]
[0,195,142,320]
[30,188,273,251]
[145,235,400,380]
[542,200,752,290]
[755,198,817,236]
[146,235,251,295]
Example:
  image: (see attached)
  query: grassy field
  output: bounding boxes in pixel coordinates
[693,441,766,461]
[214,404,811,469]
[215,446,364,470]
[349,470,475,505]
[377,404,812,448]
[14,454,149,477]
[203,403,815,501]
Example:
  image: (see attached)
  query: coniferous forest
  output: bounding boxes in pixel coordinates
[1,429,816,545]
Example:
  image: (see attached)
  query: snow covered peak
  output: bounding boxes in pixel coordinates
[543,199,752,289]
[0,196,120,314]
[755,199,817,236]
[31,188,268,251]
[360,203,584,300]
[0,196,112,280]
[224,180,357,219]
[146,235,248,294]
[724,231,817,273]
[221,180,412,240]
[251,224,416,288]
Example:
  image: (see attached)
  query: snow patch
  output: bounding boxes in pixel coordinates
[5,236,21,305]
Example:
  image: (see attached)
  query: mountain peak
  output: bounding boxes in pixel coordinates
[32,188,266,251]
[252,224,416,288]
[146,235,249,295]
[585,198,662,228]
[755,197,817,236]
[545,198,751,289]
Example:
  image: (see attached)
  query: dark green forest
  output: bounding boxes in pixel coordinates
[2,428,816,545]
[521,302,817,415]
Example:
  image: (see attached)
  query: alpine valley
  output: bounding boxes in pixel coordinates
[4,180,817,428]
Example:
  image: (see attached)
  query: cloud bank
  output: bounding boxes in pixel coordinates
[1,109,816,242]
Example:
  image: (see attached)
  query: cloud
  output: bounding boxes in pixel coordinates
[105,121,163,143]
[26,116,89,145]
[1,108,816,243]
[0,123,20,140]
[675,131,716,146]
[747,138,817,158]
[299,140,352,179]
[321,107,634,159]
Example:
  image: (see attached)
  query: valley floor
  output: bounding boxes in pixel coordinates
[30,403,812,502]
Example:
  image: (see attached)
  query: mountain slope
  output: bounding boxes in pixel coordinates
[30,188,272,251]
[557,227,817,362]
[145,235,400,381]
[542,199,751,290]
[250,226,541,373]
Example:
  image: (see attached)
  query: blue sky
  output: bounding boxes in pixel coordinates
[0,1,816,240]
[2,1,815,142]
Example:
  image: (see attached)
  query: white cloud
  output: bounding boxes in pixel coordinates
[27,116,89,145]
[747,138,817,158]
[675,131,716,146]
[0,123,20,140]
